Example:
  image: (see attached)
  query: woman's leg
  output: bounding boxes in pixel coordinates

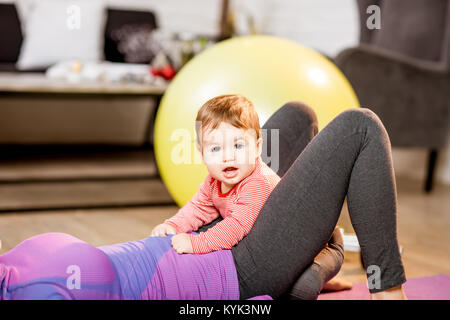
[232,107,406,299]
[261,101,349,300]
[281,227,347,300]
[261,101,319,178]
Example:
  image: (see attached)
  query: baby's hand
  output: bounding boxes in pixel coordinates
[150,223,177,237]
[171,233,193,254]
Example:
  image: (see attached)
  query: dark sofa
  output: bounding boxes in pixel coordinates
[0,3,158,72]
[0,3,164,145]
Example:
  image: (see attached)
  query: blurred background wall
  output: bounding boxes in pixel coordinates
[2,0,449,185]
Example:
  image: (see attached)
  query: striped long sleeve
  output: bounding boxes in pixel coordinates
[164,175,219,233]
[189,177,274,254]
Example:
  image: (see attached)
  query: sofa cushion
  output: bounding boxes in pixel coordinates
[104,8,158,63]
[0,4,23,63]
[371,0,448,62]
[16,0,105,70]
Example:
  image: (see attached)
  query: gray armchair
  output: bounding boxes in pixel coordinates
[335,0,450,192]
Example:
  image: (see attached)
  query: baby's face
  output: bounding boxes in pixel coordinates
[200,122,262,189]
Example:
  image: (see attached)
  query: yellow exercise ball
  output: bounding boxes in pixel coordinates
[154,35,359,207]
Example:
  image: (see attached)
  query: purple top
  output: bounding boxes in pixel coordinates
[97,234,240,299]
[0,232,268,300]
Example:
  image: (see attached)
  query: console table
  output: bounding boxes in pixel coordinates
[0,72,168,95]
[0,72,168,145]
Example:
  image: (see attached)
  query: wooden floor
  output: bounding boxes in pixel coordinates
[0,147,449,286]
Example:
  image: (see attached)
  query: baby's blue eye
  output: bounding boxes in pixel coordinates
[211,146,221,152]
[235,143,244,149]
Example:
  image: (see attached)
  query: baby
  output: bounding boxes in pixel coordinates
[151,94,280,254]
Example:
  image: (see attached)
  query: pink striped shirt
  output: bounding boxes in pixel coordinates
[165,157,280,254]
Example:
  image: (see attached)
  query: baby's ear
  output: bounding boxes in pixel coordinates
[196,141,202,153]
[256,137,263,157]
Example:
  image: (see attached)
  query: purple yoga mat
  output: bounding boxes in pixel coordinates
[318,274,450,300]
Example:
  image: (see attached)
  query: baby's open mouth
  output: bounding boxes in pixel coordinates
[222,166,239,179]
[223,166,238,172]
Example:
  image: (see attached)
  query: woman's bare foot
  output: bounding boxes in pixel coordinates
[370,285,407,300]
[322,278,353,291]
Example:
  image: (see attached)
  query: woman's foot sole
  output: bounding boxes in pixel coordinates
[322,278,353,292]
[370,286,408,300]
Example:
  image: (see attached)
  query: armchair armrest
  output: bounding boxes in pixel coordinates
[335,44,449,75]
[334,44,449,148]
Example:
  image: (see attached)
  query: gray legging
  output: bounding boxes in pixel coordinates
[230,102,406,299]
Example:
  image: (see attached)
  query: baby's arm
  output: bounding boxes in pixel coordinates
[189,178,272,254]
[151,223,177,237]
[151,175,219,236]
